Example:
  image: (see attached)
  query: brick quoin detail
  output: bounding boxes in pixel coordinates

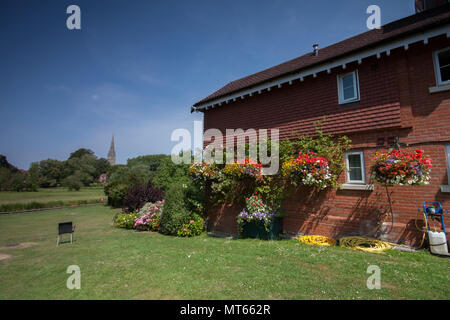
[202,34,450,246]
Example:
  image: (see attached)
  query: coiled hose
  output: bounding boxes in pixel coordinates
[298,235,336,247]
[339,236,391,253]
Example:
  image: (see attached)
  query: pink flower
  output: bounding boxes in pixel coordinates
[190,220,194,224]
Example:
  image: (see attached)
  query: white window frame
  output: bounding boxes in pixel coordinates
[345,151,366,184]
[433,47,450,86]
[337,70,360,104]
[446,145,450,185]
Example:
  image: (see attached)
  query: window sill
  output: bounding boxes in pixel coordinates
[440,185,450,193]
[339,99,360,106]
[429,83,450,94]
[340,184,374,191]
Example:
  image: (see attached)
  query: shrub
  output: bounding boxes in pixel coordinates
[64,175,83,191]
[122,181,164,213]
[115,213,138,229]
[134,201,164,231]
[159,184,190,236]
[177,213,204,237]
[104,182,130,208]
[104,165,152,208]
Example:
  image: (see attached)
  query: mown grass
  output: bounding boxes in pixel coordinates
[0,205,448,300]
[0,187,105,212]
[0,187,105,204]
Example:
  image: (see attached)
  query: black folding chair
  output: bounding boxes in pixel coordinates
[57,222,76,246]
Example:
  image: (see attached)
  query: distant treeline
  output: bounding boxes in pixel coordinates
[0,148,110,192]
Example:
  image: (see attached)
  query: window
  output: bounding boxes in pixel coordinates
[345,151,365,184]
[337,71,360,104]
[446,145,450,185]
[433,47,450,86]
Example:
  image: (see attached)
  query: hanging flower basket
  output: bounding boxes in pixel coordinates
[281,152,331,190]
[370,149,432,186]
[188,162,220,182]
[223,158,262,180]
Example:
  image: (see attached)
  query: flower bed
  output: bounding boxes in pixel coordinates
[281,152,331,189]
[177,212,204,237]
[370,149,432,185]
[134,200,164,231]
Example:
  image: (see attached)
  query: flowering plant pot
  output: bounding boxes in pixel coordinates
[237,193,283,240]
[240,218,283,240]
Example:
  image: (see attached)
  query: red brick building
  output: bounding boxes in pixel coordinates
[192,2,450,246]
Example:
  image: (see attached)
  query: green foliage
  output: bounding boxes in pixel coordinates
[193,122,351,215]
[0,167,38,192]
[159,184,190,236]
[104,165,152,208]
[22,150,111,191]
[65,155,97,186]
[114,213,138,229]
[280,124,351,188]
[64,175,83,191]
[177,213,204,237]
[94,158,110,177]
[37,159,66,187]
[126,154,170,177]
[0,154,19,172]
[69,148,95,160]
[254,176,286,213]
[152,159,190,191]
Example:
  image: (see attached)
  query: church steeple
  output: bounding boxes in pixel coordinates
[107,135,116,165]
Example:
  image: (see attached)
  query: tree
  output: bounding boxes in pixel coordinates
[0,154,18,172]
[69,148,95,160]
[38,159,65,187]
[64,175,83,191]
[152,158,190,191]
[95,158,110,178]
[66,155,97,186]
[126,154,170,177]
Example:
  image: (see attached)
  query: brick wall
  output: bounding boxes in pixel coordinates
[202,34,450,246]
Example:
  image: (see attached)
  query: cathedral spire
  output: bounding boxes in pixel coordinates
[107,135,116,165]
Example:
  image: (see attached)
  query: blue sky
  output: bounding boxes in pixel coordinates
[0,0,416,169]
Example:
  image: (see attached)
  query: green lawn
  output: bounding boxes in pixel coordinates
[0,205,448,300]
[0,187,105,204]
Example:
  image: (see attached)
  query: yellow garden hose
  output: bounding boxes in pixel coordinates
[339,236,391,253]
[414,209,428,248]
[298,235,336,247]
